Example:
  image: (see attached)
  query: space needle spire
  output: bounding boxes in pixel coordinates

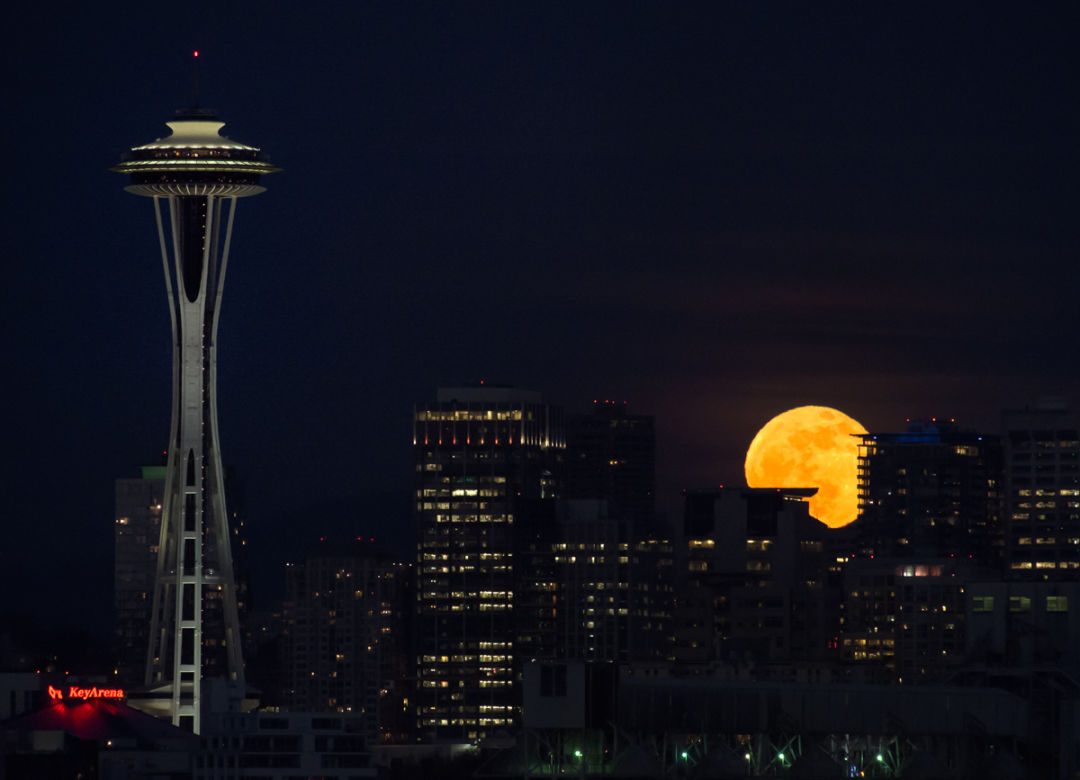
[113,99,278,733]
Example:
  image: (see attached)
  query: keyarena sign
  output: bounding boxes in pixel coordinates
[48,685,125,701]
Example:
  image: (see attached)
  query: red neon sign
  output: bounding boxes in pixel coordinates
[48,684,125,701]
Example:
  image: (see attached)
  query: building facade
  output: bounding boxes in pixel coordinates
[519,500,674,666]
[838,558,983,685]
[854,419,1002,563]
[677,488,837,678]
[565,400,656,536]
[282,545,411,745]
[413,386,564,741]
[114,466,166,688]
[198,710,375,779]
[965,580,1080,677]
[1001,402,1080,578]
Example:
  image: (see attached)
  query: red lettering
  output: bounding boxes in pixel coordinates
[61,686,125,701]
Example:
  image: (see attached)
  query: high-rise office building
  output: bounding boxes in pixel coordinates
[113,107,278,731]
[283,545,411,745]
[516,401,666,669]
[841,419,1004,685]
[413,385,564,741]
[566,400,656,535]
[519,500,674,666]
[854,419,1002,563]
[1001,401,1080,577]
[114,466,166,687]
[678,488,835,677]
[839,557,973,685]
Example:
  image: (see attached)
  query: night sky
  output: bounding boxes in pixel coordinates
[4,3,1078,635]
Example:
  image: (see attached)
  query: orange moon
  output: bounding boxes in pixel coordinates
[744,406,867,529]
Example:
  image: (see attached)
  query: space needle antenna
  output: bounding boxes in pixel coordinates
[190,50,201,108]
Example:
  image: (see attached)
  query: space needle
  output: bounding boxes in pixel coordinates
[113,94,278,732]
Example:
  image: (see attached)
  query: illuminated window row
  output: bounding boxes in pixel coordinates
[974,595,1070,611]
[1010,561,1076,569]
[435,591,512,600]
[421,554,508,564]
[416,410,524,421]
[432,515,510,523]
[897,565,944,578]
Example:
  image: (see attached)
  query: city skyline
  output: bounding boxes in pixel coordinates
[4,4,1078,633]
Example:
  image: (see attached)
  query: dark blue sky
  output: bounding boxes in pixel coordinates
[4,3,1077,633]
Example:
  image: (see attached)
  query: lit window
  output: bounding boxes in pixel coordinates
[1047,596,1068,612]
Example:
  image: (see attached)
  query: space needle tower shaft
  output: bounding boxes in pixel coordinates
[114,107,278,732]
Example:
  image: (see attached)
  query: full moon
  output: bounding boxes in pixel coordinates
[744,406,868,529]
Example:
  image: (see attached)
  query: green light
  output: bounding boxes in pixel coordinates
[574,750,583,759]
[681,751,688,760]
[876,754,884,762]
[778,752,785,762]
[141,465,167,480]
[744,753,751,761]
